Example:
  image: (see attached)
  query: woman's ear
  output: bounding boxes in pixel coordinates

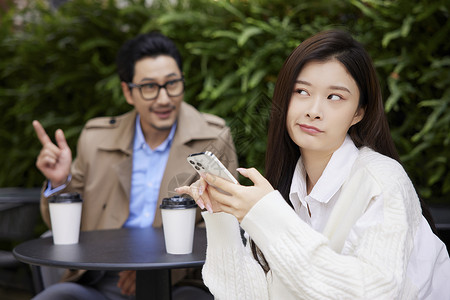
[351,107,365,126]
[121,82,135,106]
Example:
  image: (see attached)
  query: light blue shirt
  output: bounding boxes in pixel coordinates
[43,174,72,197]
[123,115,176,228]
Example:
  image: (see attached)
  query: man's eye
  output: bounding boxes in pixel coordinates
[166,80,177,86]
[143,83,157,89]
[328,94,342,101]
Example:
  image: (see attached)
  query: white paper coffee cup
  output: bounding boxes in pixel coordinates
[160,196,197,254]
[49,192,83,245]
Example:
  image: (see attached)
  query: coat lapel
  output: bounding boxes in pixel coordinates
[153,102,217,226]
[98,111,136,202]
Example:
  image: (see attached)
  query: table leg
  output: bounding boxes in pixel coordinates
[136,269,171,300]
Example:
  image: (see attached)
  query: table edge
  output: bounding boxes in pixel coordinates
[13,227,207,271]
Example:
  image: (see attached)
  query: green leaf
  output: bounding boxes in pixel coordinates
[237,26,263,47]
[248,69,267,89]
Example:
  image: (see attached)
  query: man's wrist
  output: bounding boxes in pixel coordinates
[44,174,72,198]
[50,174,71,189]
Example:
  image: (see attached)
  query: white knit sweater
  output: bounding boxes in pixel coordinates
[200,148,447,299]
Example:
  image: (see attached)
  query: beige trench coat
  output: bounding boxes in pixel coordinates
[40,102,238,283]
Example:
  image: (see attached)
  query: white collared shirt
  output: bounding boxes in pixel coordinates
[289,135,359,232]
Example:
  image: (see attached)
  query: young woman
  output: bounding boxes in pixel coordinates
[176,29,450,299]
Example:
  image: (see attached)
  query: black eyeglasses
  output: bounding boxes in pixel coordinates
[127,77,184,100]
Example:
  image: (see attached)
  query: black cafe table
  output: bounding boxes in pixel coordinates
[13,226,207,300]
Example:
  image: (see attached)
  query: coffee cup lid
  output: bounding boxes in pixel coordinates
[160,195,197,209]
[49,192,83,203]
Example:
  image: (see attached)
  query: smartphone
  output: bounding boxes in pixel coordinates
[187,151,238,184]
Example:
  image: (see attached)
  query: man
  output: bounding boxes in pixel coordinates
[31,32,237,299]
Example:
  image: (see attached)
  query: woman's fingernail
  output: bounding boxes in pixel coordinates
[199,186,203,195]
[206,203,213,213]
[198,201,205,210]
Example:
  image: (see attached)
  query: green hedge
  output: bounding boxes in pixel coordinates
[0,0,449,204]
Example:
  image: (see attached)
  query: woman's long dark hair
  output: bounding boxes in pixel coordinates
[251,29,435,272]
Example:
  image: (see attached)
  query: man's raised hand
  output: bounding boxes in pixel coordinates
[32,120,72,188]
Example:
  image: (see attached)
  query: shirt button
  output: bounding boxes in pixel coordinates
[147,182,152,187]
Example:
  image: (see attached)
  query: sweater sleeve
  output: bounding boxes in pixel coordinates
[201,212,269,300]
[240,188,417,299]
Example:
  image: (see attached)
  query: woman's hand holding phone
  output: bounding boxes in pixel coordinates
[175,175,213,212]
[177,151,235,213]
[176,151,274,222]
[200,168,274,222]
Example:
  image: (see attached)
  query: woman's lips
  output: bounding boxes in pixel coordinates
[299,124,323,134]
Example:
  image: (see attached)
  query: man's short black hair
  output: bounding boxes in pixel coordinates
[116,32,183,83]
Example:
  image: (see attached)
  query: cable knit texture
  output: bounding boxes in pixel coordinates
[201,148,424,299]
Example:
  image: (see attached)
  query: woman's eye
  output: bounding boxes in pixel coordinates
[328,94,342,101]
[295,89,308,95]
